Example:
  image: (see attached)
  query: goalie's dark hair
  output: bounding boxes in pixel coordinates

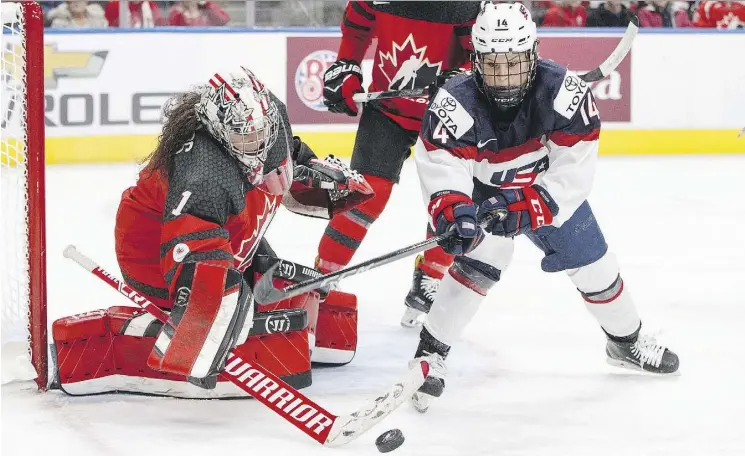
[141,89,205,179]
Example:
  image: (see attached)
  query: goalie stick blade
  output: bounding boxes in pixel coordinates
[324,360,429,447]
[253,263,291,305]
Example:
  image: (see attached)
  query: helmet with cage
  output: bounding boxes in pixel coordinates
[471,2,538,109]
[196,66,280,186]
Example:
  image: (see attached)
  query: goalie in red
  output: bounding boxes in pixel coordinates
[51,66,373,397]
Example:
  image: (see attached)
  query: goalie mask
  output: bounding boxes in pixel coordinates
[471,2,538,109]
[196,66,280,186]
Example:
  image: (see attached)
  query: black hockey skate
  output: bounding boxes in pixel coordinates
[402,256,440,328]
[410,327,450,413]
[605,326,679,374]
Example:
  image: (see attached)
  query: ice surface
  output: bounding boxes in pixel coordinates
[2,155,744,456]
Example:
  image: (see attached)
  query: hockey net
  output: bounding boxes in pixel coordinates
[1,1,47,390]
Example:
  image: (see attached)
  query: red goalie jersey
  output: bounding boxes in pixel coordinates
[694,1,745,28]
[339,1,479,131]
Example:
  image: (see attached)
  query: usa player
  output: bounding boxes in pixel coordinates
[409,3,680,412]
[318,1,480,327]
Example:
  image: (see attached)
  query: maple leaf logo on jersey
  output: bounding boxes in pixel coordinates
[234,195,279,270]
[378,34,442,91]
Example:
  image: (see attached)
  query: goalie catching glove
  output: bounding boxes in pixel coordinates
[147,263,255,389]
[284,136,374,219]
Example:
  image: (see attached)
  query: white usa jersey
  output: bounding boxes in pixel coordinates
[415,59,601,227]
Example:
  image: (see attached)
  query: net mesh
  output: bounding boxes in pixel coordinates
[1,2,36,384]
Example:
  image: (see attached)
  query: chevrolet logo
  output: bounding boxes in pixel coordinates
[2,43,107,89]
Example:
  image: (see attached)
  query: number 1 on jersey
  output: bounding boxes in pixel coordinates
[171,191,192,216]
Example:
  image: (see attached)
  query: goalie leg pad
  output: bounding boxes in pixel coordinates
[52,306,311,397]
[147,264,254,381]
[312,290,358,365]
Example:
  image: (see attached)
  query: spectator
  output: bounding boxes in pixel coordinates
[542,0,588,26]
[104,1,165,27]
[637,1,692,27]
[587,1,635,26]
[48,1,108,28]
[167,1,229,26]
[693,1,745,28]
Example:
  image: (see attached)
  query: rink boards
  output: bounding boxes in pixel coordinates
[15,28,745,163]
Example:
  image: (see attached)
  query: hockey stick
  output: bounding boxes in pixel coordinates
[63,245,429,448]
[254,209,507,305]
[352,17,639,104]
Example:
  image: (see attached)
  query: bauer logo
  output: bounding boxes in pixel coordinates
[295,49,337,111]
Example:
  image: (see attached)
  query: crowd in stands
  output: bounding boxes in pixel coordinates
[40,1,744,29]
[43,1,231,27]
[535,1,744,28]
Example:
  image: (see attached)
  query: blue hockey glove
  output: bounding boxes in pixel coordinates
[429,191,485,255]
[478,185,559,237]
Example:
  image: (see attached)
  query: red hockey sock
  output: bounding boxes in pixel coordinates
[316,174,394,273]
[419,225,454,279]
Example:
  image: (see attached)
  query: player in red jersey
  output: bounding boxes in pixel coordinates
[694,1,745,28]
[317,1,480,328]
[50,66,373,397]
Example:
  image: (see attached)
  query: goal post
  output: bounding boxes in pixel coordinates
[1,1,48,390]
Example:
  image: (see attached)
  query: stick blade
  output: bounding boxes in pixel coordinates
[253,263,288,305]
[323,360,429,447]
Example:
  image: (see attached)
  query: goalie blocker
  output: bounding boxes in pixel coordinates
[51,257,358,398]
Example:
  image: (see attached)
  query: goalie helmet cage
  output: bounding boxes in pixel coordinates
[1,1,47,390]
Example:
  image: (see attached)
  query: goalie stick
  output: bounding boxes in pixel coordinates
[352,16,639,104]
[253,209,507,305]
[63,245,429,448]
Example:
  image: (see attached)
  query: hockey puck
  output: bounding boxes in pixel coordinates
[375,428,404,453]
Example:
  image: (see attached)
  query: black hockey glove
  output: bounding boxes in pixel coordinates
[323,59,363,116]
[478,185,559,237]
